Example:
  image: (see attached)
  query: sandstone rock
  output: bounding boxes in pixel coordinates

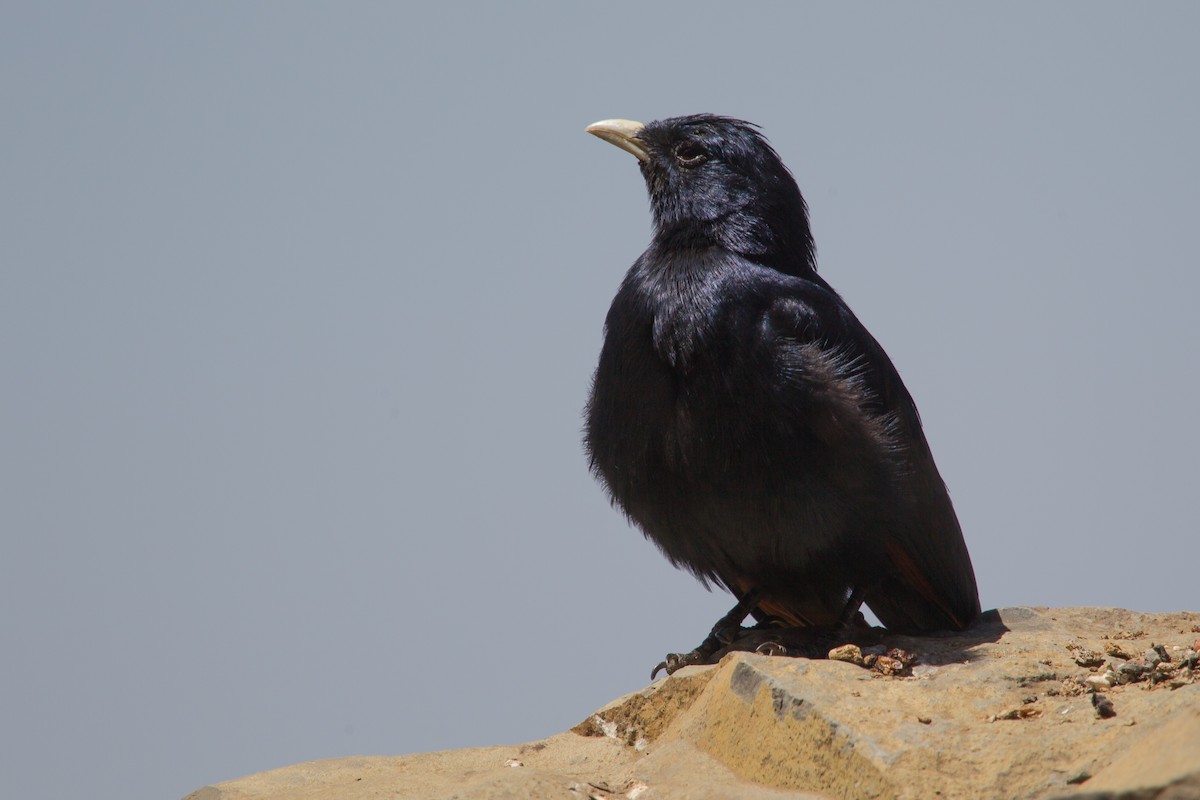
[185,608,1200,800]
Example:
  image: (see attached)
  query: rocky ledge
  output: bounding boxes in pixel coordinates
[185,607,1200,800]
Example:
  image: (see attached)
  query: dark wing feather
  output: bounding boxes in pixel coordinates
[762,285,981,632]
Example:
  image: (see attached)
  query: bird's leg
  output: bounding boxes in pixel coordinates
[838,584,870,628]
[651,590,762,680]
[711,588,763,642]
[835,585,873,633]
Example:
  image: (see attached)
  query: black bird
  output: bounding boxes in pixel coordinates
[583,115,980,675]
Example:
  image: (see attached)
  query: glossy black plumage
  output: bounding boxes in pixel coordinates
[584,115,980,636]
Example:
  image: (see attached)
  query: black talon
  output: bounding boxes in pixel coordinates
[756,641,789,657]
[651,648,712,679]
[651,590,765,678]
[651,652,692,680]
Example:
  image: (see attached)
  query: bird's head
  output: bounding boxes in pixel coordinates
[587,114,816,274]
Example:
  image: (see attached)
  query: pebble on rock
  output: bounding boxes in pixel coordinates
[828,644,865,665]
[1104,642,1135,660]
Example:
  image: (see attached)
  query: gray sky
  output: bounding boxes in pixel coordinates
[3,4,1198,799]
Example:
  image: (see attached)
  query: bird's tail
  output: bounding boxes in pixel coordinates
[866,537,981,633]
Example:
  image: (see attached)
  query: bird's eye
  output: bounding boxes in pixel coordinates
[674,142,708,167]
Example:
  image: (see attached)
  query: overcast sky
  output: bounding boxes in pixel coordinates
[3,4,1198,800]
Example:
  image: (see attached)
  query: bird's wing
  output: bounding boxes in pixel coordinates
[757,281,981,632]
[755,286,905,458]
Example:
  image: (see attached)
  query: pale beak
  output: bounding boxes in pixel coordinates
[586,119,648,162]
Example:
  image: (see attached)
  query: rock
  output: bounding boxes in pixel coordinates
[1104,641,1136,660]
[1091,693,1116,719]
[1115,659,1154,685]
[1078,710,1200,798]
[185,608,1200,800]
[826,644,863,665]
[1070,647,1106,669]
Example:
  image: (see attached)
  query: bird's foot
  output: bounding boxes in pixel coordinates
[651,593,765,679]
[649,622,886,678]
[651,620,747,679]
[745,623,887,662]
[755,640,789,657]
[651,646,721,680]
[650,626,816,678]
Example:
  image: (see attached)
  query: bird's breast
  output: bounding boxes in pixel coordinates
[588,318,763,492]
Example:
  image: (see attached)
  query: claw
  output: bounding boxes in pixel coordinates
[651,653,684,680]
[650,593,765,680]
[756,641,789,657]
[651,651,706,679]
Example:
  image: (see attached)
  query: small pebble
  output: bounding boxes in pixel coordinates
[1085,672,1113,691]
[828,644,864,665]
[1092,693,1116,719]
[873,655,905,675]
[1104,642,1134,660]
[1108,629,1146,640]
[860,648,917,677]
[917,715,932,724]
[1115,660,1153,685]
[993,707,1042,721]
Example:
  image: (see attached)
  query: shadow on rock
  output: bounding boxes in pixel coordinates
[706,607,1012,669]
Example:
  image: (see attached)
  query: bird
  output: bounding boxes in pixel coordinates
[582,115,980,676]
